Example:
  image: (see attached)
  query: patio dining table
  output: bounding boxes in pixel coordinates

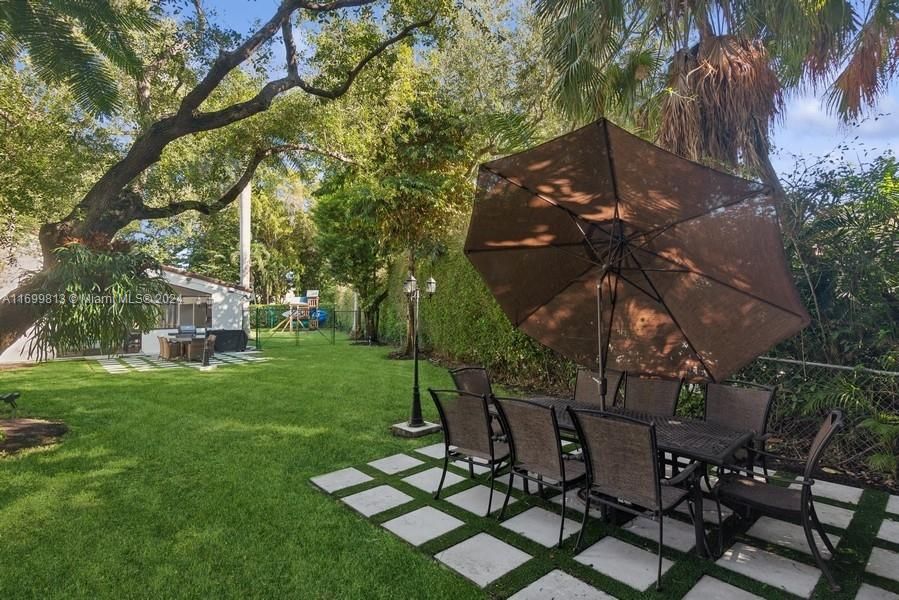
[519,396,754,558]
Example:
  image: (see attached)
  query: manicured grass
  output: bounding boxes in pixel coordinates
[0,334,896,599]
[0,334,478,599]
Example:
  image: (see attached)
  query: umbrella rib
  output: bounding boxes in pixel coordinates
[630,245,809,321]
[628,250,716,381]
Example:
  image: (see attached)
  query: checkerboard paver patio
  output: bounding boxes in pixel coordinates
[311,441,899,599]
[92,351,268,373]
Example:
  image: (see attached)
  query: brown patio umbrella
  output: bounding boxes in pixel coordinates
[464,119,809,395]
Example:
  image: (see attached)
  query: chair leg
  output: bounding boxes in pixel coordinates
[558,484,567,548]
[469,461,475,478]
[810,505,837,555]
[486,462,497,517]
[802,515,840,592]
[656,514,664,591]
[435,454,449,500]
[575,491,590,551]
[499,471,514,520]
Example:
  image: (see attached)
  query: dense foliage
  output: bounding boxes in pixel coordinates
[27,243,172,360]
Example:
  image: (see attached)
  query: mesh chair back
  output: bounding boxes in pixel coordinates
[429,389,494,458]
[570,409,660,509]
[206,334,217,350]
[495,398,564,480]
[449,367,493,398]
[623,375,682,416]
[705,382,774,436]
[574,368,623,407]
[803,410,845,480]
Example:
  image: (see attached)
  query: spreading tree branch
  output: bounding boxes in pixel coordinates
[137,143,354,219]
[282,20,298,78]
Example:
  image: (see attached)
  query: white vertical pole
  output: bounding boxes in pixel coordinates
[239,183,252,337]
[352,292,359,336]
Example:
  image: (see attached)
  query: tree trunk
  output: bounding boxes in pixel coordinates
[0,276,46,359]
[362,288,388,343]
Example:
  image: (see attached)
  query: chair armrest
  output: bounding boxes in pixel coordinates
[717,464,804,486]
[661,461,699,487]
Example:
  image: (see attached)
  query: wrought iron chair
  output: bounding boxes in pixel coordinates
[428,389,509,516]
[712,410,846,591]
[705,381,776,480]
[494,397,586,547]
[568,408,697,591]
[622,374,683,417]
[574,368,623,408]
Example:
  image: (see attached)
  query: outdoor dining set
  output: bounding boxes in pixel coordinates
[157,325,217,364]
[429,366,846,591]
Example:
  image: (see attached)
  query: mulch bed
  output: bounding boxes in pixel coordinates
[0,419,68,454]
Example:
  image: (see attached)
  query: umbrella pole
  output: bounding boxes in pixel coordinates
[596,269,608,409]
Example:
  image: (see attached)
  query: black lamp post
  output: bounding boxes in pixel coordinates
[404,274,436,427]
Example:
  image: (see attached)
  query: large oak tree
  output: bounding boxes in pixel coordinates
[0,0,442,354]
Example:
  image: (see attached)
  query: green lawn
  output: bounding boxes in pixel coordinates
[0,334,896,599]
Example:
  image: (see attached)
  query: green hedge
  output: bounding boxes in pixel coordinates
[379,237,576,392]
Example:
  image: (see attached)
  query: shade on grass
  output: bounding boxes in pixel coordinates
[0,334,480,599]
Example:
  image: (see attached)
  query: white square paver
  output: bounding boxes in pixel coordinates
[551,489,605,518]
[621,515,695,553]
[856,583,899,600]
[340,485,413,517]
[747,516,841,558]
[791,478,862,505]
[717,542,820,598]
[815,502,855,529]
[682,575,764,600]
[401,467,465,494]
[867,547,899,582]
[445,484,515,515]
[878,518,899,544]
[575,536,673,592]
[434,533,531,588]
[888,495,899,516]
[311,467,372,493]
[367,453,424,475]
[414,442,448,459]
[381,506,464,546]
[500,507,581,547]
[509,569,614,600]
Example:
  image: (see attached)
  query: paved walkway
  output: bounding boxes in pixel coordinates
[93,351,269,374]
[312,440,899,599]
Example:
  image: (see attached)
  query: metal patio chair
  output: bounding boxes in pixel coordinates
[574,368,623,408]
[705,381,776,480]
[449,367,493,400]
[712,410,846,591]
[494,397,586,547]
[568,408,697,591]
[428,389,509,516]
[622,374,683,417]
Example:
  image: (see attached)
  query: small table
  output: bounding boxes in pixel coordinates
[524,396,753,558]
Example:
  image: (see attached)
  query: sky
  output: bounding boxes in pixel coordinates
[201,0,899,178]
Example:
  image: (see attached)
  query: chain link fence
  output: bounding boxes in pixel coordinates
[735,358,899,481]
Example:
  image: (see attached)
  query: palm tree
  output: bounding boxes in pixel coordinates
[0,0,151,115]
[536,0,898,192]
